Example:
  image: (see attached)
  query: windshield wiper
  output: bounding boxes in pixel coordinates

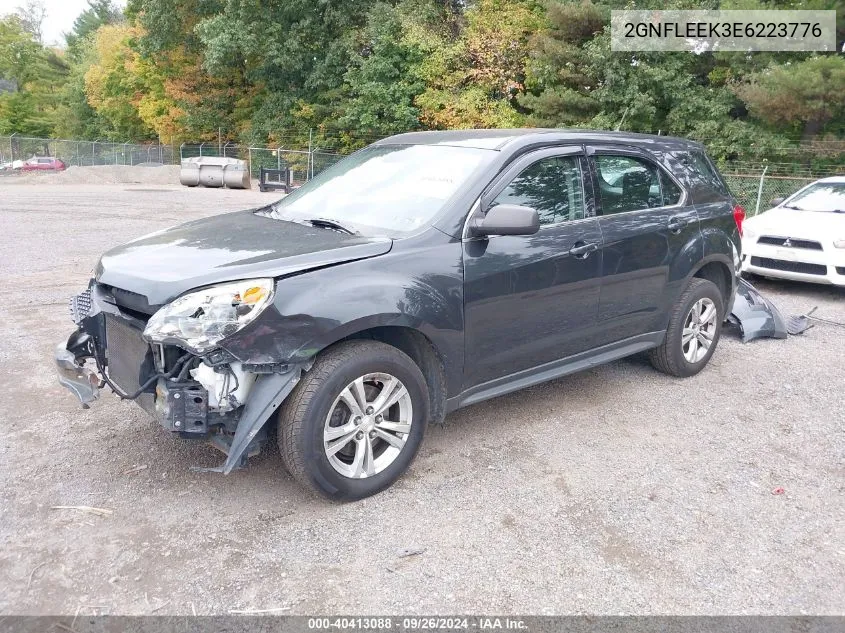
[782,204,805,210]
[307,218,358,235]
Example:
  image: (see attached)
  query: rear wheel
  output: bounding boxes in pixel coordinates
[277,340,428,500]
[649,278,724,378]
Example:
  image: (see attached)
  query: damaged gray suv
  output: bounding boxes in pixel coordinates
[56,129,746,500]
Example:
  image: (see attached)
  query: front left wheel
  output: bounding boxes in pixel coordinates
[277,340,428,500]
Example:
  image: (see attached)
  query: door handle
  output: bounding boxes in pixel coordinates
[569,242,598,259]
[667,216,688,233]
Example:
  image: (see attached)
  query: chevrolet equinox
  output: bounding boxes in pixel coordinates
[56,129,744,500]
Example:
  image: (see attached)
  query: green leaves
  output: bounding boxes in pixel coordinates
[0,0,841,165]
[734,55,845,139]
[0,14,69,137]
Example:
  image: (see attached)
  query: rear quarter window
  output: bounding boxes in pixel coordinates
[683,150,731,198]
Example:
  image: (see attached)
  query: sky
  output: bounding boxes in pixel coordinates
[2,0,127,47]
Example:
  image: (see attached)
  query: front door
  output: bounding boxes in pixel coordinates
[463,148,604,389]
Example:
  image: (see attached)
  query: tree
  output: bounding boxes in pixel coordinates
[195,0,381,145]
[83,24,154,139]
[64,1,123,62]
[734,56,845,141]
[338,3,425,140]
[412,0,544,129]
[129,0,252,143]
[518,0,605,126]
[0,15,41,86]
[16,0,47,44]
[0,14,69,136]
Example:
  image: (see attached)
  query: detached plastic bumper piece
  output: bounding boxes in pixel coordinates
[55,343,100,407]
[728,278,789,343]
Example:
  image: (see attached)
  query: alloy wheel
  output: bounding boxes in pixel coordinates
[682,297,718,363]
[323,372,413,479]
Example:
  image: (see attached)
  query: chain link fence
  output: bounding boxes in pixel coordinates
[721,162,842,217]
[0,135,176,167]
[0,135,345,184]
[178,144,344,183]
[3,134,839,202]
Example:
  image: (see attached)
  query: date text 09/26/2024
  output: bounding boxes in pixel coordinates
[307,618,527,630]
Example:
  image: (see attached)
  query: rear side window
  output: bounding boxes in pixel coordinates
[593,155,682,214]
[492,155,585,226]
[660,171,682,205]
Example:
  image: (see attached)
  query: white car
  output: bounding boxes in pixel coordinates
[0,159,23,171]
[741,176,845,286]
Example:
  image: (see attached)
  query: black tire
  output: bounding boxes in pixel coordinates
[649,278,724,378]
[277,340,428,500]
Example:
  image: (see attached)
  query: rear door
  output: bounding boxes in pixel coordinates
[587,146,698,343]
[463,147,604,388]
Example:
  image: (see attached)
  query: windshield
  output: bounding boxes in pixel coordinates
[260,144,495,236]
[783,182,845,212]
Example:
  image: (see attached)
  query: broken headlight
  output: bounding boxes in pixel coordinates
[143,279,274,354]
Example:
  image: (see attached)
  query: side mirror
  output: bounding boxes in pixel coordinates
[770,197,785,207]
[471,204,540,237]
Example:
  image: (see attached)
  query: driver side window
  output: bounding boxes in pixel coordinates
[491,155,585,226]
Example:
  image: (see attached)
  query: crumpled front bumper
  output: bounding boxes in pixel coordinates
[54,340,100,408]
[727,277,788,342]
[54,283,306,473]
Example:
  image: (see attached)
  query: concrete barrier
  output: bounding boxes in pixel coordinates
[180,156,250,189]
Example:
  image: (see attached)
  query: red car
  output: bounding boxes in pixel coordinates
[21,157,66,171]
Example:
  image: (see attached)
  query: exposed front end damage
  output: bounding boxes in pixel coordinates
[55,282,305,472]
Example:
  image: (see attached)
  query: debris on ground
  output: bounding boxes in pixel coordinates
[50,506,113,517]
[397,547,427,558]
[228,607,292,614]
[728,278,788,342]
[121,465,148,475]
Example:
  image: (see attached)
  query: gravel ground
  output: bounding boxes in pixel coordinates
[0,165,183,186]
[0,183,843,616]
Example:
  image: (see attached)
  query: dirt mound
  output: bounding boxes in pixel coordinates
[2,164,181,186]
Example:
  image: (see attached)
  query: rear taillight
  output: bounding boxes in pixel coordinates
[733,204,746,237]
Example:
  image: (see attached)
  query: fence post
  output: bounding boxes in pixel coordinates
[307,129,313,181]
[9,133,15,162]
[277,147,281,171]
[199,143,204,157]
[755,164,769,216]
[248,147,252,180]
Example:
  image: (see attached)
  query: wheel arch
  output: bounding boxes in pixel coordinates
[688,255,735,314]
[322,324,448,425]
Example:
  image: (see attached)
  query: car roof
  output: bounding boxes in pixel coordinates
[375,128,704,152]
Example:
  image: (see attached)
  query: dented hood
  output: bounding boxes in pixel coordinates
[95,209,393,305]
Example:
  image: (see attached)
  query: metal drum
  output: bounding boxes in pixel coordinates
[179,156,250,189]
